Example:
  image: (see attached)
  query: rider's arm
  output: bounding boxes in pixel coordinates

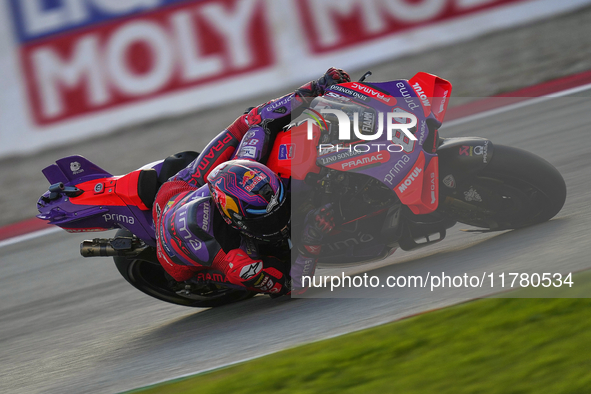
[171,68,349,185]
[233,67,351,163]
[290,205,336,293]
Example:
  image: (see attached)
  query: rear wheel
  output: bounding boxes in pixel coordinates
[113,230,256,308]
[442,145,566,230]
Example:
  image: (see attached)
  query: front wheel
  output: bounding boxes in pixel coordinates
[113,230,256,308]
[441,145,566,230]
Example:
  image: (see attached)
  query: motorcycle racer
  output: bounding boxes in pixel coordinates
[152,68,349,295]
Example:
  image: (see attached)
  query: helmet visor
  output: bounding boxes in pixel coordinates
[238,193,290,239]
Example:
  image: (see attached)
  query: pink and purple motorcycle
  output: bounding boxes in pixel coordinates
[37,72,566,307]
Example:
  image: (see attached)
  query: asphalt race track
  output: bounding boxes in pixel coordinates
[3,6,591,392]
[1,81,590,392]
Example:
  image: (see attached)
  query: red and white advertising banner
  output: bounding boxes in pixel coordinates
[0,0,589,157]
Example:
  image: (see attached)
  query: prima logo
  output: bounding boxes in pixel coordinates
[396,82,420,111]
[305,109,417,142]
[383,155,411,185]
[102,213,134,224]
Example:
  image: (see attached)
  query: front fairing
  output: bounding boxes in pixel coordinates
[310,77,450,214]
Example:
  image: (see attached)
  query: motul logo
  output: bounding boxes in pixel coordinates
[412,82,431,107]
[398,167,422,193]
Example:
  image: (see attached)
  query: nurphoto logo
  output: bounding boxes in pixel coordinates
[305,109,418,153]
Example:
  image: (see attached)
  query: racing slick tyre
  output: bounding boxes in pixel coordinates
[112,229,257,308]
[447,145,566,230]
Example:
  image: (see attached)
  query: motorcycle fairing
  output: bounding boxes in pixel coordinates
[42,155,112,184]
[266,124,321,181]
[68,170,150,210]
[312,79,446,214]
[408,72,452,123]
[38,162,156,244]
[393,151,439,215]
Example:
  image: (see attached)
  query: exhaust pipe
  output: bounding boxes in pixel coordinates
[80,237,141,257]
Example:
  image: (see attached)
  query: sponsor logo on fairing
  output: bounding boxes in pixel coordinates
[412,82,430,107]
[317,147,363,165]
[102,213,134,224]
[278,144,295,160]
[359,111,375,134]
[383,155,411,185]
[398,166,422,193]
[341,153,384,170]
[439,90,449,113]
[70,161,84,175]
[325,91,351,102]
[328,85,370,102]
[430,172,436,204]
[350,83,395,104]
[396,82,421,111]
[417,121,428,146]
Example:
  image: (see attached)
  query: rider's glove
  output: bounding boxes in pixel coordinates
[222,249,286,294]
[316,67,351,94]
[297,68,351,98]
[300,205,335,255]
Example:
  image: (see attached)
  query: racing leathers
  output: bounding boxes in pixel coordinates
[153,68,350,295]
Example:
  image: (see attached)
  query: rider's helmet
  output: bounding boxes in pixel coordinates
[206,160,289,241]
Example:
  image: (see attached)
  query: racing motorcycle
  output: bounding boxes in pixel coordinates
[36,72,566,307]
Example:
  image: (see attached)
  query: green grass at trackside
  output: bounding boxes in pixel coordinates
[129,273,591,394]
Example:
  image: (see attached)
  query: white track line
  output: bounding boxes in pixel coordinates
[2,81,590,250]
[0,227,62,249]
[443,82,591,128]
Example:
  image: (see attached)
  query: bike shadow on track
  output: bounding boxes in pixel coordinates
[316,217,575,299]
[129,218,573,349]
